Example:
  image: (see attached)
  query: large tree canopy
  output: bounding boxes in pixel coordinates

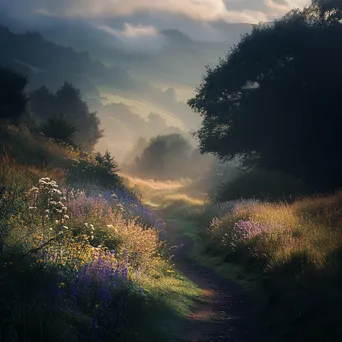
[188,0,342,192]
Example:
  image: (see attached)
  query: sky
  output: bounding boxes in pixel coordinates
[1,0,310,41]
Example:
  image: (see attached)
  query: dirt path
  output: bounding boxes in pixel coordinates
[163,218,265,342]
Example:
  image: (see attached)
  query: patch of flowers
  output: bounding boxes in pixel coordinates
[1,177,167,341]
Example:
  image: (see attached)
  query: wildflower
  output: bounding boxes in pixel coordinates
[64,215,69,219]
[95,304,100,308]
[28,206,37,210]
[55,220,59,224]
[62,226,68,230]
[167,270,174,273]
[59,282,66,288]
[45,209,50,213]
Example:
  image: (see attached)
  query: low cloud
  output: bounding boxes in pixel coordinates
[96,23,166,53]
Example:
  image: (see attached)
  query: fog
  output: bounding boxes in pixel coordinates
[1,8,248,183]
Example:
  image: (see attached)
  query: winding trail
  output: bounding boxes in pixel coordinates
[162,217,265,342]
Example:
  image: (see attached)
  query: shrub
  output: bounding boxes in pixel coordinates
[67,151,122,189]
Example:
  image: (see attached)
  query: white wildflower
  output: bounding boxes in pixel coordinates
[64,215,69,219]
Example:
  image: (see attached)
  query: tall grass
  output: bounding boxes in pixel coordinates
[0,128,201,341]
[126,174,342,341]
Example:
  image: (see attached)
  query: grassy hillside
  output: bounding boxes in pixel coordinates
[125,174,342,342]
[0,125,201,342]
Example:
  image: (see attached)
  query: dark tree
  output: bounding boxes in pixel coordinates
[41,113,76,145]
[0,68,28,124]
[188,0,342,192]
[55,82,103,151]
[29,86,56,122]
[29,82,103,151]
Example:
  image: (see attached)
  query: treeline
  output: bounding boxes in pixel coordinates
[0,67,102,152]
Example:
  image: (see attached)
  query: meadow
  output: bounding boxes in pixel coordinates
[125,174,342,342]
[0,125,201,342]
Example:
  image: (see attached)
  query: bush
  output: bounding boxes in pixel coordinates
[41,113,77,146]
[214,169,310,203]
[67,151,122,189]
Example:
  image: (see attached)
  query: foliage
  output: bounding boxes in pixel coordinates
[0,68,28,124]
[0,168,200,342]
[67,151,122,189]
[188,0,342,192]
[196,193,342,341]
[214,169,310,203]
[29,82,103,152]
[41,114,77,146]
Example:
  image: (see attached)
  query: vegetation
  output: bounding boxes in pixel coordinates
[30,82,103,151]
[2,0,342,341]
[0,67,28,124]
[197,193,342,341]
[0,69,201,341]
[188,0,342,192]
[126,173,342,342]
[41,114,77,146]
[213,169,310,203]
[127,134,218,181]
[0,124,202,342]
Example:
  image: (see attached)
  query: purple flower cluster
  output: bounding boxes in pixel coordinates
[233,220,270,240]
[74,250,128,306]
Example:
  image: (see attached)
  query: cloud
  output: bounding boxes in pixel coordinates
[96,23,166,53]
[3,0,310,24]
[1,0,311,43]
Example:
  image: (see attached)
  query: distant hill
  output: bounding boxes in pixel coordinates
[0,25,199,128]
[0,25,136,108]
